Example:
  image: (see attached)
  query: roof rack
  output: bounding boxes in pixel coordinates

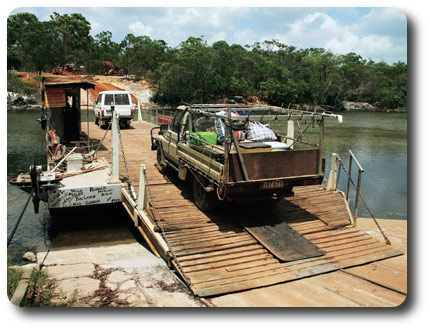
[184,104,343,122]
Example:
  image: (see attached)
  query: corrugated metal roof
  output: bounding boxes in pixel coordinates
[43,76,94,89]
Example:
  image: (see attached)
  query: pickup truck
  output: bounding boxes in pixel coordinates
[94,90,135,128]
[150,104,337,211]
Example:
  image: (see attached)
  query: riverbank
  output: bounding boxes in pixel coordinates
[7,72,406,113]
[8,217,406,307]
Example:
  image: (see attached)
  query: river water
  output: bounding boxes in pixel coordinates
[6,109,407,260]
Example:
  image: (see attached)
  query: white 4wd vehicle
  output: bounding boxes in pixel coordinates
[94,91,136,129]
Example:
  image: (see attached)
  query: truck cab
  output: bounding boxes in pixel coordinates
[94,90,135,129]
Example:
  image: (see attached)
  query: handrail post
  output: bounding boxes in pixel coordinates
[326,153,339,191]
[353,169,363,224]
[107,108,120,183]
[317,119,324,175]
[286,120,294,149]
[137,98,143,122]
[138,164,147,210]
[346,153,353,201]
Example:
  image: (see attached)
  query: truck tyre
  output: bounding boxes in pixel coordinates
[156,146,169,175]
[193,176,217,212]
[95,117,99,126]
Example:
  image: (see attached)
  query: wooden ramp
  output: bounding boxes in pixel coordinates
[87,121,403,297]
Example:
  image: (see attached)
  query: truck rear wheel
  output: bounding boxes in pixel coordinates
[193,175,217,212]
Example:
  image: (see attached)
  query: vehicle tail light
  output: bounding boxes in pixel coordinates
[131,109,134,116]
[101,110,104,116]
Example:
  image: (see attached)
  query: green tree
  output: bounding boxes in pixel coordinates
[49,12,92,66]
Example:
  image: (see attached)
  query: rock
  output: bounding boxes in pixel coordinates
[7,92,38,109]
[56,277,100,299]
[23,251,37,263]
[117,292,148,307]
[119,280,137,291]
[88,296,102,306]
[342,101,376,112]
[21,263,38,272]
[47,263,95,280]
[106,270,133,284]
[105,282,118,291]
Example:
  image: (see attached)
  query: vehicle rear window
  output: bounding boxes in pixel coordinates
[96,94,102,104]
[115,94,130,105]
[104,94,114,105]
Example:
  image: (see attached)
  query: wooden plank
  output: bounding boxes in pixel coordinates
[194,249,402,297]
[181,250,271,270]
[175,240,258,257]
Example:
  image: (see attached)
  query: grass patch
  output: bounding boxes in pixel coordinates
[7,266,23,300]
[21,268,66,307]
[7,263,68,307]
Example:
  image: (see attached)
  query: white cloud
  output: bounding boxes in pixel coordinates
[208,32,227,45]
[268,11,405,63]
[232,29,259,46]
[128,21,153,36]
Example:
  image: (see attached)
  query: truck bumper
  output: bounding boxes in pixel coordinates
[225,175,323,197]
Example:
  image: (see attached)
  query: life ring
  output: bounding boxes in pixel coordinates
[48,130,59,144]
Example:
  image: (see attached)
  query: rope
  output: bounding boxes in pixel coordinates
[337,157,391,245]
[94,121,112,156]
[7,189,34,248]
[115,116,137,201]
[287,119,314,148]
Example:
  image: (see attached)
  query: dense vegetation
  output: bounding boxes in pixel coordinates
[7,72,41,96]
[7,12,407,110]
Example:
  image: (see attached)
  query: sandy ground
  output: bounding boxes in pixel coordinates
[90,75,153,105]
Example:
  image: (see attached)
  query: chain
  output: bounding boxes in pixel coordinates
[142,167,192,286]
[115,115,137,201]
[337,157,391,245]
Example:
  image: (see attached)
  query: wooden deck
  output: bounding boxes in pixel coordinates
[85,121,404,300]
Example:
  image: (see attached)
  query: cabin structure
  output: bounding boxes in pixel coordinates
[42,76,94,145]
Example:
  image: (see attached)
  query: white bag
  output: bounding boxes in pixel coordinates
[246,121,277,142]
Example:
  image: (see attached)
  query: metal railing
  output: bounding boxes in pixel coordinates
[345,150,365,221]
[141,107,175,125]
[331,150,391,245]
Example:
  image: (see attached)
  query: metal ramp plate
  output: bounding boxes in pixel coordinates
[236,219,324,262]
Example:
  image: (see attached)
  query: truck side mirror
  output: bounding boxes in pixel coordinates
[159,124,168,134]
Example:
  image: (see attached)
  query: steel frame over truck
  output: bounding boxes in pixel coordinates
[151,104,342,211]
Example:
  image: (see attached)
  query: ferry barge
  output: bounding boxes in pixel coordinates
[10,75,122,214]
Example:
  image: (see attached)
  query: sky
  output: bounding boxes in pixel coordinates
[10,7,407,64]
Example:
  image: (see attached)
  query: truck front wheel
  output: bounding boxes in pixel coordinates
[193,175,217,212]
[156,146,169,175]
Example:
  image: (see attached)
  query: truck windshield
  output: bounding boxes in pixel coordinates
[115,94,130,105]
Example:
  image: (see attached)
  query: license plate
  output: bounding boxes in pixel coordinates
[261,180,285,189]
